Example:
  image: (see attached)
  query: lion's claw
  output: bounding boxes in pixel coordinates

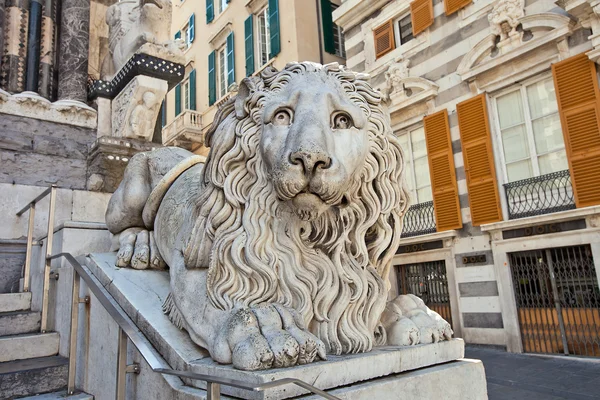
[115,228,166,270]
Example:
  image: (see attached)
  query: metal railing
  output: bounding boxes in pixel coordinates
[16,186,339,400]
[15,184,57,332]
[503,170,575,220]
[401,201,437,238]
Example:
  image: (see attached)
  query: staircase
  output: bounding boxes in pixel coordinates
[0,292,80,399]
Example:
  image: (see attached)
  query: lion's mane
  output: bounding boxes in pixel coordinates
[183,62,408,354]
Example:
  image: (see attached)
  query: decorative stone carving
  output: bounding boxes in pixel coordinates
[101,0,185,80]
[382,60,439,114]
[104,62,453,371]
[111,75,167,140]
[488,0,525,45]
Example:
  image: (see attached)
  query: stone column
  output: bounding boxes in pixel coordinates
[0,0,30,93]
[57,0,89,102]
[25,0,42,92]
[38,0,59,99]
[0,0,5,74]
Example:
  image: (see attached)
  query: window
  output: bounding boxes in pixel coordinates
[494,77,567,183]
[256,7,271,67]
[217,0,228,14]
[395,14,413,46]
[217,46,227,98]
[330,3,346,58]
[397,126,432,204]
[184,79,190,110]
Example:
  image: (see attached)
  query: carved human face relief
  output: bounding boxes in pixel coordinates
[260,72,369,221]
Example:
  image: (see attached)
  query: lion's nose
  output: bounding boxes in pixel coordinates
[289,151,331,175]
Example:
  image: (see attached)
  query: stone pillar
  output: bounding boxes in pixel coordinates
[57,0,89,102]
[25,0,42,92]
[0,0,5,73]
[0,0,30,93]
[38,0,59,99]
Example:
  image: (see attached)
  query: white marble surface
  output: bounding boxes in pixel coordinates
[85,252,468,400]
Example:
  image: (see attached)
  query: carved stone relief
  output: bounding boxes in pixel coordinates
[382,60,439,115]
[488,0,525,51]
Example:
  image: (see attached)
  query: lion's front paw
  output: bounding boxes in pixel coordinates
[214,304,326,371]
[116,228,166,270]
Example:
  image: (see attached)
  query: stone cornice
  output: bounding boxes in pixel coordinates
[332,0,391,31]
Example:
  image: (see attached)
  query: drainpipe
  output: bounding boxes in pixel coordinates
[315,0,324,64]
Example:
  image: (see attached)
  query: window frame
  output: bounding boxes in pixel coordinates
[255,6,272,69]
[397,125,433,204]
[393,12,414,48]
[490,73,567,184]
[216,0,228,15]
[184,78,190,110]
[217,45,228,98]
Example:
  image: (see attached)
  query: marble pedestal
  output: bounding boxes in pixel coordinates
[81,253,488,400]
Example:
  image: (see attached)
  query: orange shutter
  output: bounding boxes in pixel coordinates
[411,0,434,36]
[457,94,502,226]
[553,54,600,208]
[444,0,472,15]
[424,110,463,231]
[373,20,395,59]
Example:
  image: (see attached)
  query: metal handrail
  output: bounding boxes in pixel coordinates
[50,252,339,400]
[15,184,57,332]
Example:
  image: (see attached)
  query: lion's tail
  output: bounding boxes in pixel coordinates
[162,292,185,330]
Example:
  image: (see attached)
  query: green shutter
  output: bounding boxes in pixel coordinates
[268,0,280,57]
[175,84,182,116]
[208,51,216,106]
[206,0,214,23]
[189,13,195,43]
[226,31,235,87]
[244,16,254,77]
[161,99,166,127]
[174,30,181,40]
[189,69,196,110]
[321,0,335,54]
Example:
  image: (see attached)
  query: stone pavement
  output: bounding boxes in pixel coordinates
[465,346,600,399]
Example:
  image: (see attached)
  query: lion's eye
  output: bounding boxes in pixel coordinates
[273,109,292,126]
[332,113,353,130]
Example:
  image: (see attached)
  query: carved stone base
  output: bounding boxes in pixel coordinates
[111,76,167,140]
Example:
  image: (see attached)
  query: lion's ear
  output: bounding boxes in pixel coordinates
[235,77,256,119]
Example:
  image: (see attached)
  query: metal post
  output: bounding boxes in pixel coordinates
[116,327,128,400]
[23,204,35,292]
[207,382,221,400]
[67,272,80,395]
[40,186,57,333]
[546,249,570,355]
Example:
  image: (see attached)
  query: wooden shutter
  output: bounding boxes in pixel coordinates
[208,51,216,106]
[268,0,280,57]
[189,69,196,111]
[226,32,235,87]
[189,14,195,43]
[174,30,181,40]
[444,0,471,15]
[424,110,463,231]
[175,84,182,116]
[244,15,254,77]
[373,20,395,59]
[206,0,214,23]
[553,54,600,208]
[457,94,502,226]
[321,0,335,54]
[411,0,433,36]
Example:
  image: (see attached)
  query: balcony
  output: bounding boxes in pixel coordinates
[401,201,437,238]
[162,110,204,149]
[503,169,575,220]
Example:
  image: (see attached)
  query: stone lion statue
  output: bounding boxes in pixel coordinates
[106,62,452,371]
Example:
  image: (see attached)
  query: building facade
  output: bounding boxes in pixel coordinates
[162,0,347,154]
[334,0,600,356]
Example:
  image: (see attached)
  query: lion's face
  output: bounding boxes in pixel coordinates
[260,73,370,221]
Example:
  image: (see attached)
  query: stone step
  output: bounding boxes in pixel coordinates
[0,311,40,336]
[17,390,93,399]
[0,333,59,363]
[0,356,68,399]
[0,292,31,313]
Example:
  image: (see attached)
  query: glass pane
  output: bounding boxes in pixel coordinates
[398,14,413,44]
[219,49,226,97]
[501,124,529,162]
[496,90,524,129]
[410,127,427,159]
[414,156,431,189]
[417,186,433,203]
[538,149,568,175]
[532,113,564,154]
[506,160,533,182]
[526,78,558,119]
